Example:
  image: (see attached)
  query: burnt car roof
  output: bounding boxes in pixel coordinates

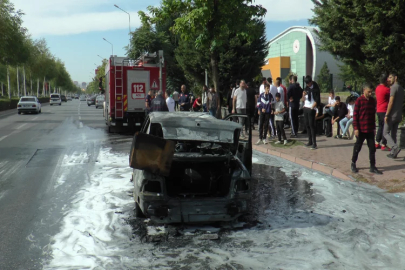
[148,112,241,143]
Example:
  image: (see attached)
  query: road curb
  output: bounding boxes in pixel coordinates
[253,144,352,181]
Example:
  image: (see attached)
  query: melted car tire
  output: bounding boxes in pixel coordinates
[135,202,145,218]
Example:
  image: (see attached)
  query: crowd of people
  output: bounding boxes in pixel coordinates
[144,72,404,174]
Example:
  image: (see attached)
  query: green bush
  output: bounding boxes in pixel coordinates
[0,97,49,112]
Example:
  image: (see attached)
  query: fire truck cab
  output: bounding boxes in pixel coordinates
[104,50,166,132]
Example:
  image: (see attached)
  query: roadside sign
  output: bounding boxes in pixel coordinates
[151,79,159,89]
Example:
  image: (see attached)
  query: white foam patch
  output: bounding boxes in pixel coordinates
[61,151,89,166]
[45,150,405,269]
[45,149,134,269]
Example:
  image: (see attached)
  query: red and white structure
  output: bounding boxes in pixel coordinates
[104,51,166,132]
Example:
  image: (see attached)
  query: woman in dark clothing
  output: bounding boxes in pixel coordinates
[246,82,257,132]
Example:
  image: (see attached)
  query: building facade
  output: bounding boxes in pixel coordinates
[262,26,343,91]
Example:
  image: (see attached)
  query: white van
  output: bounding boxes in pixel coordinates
[50,93,62,106]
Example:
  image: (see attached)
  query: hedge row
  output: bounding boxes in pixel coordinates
[0,97,49,112]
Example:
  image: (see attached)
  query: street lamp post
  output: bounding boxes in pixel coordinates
[97,55,104,60]
[103,38,114,56]
[114,4,131,33]
[114,4,131,51]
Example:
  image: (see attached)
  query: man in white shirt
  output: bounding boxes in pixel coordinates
[302,75,321,150]
[322,90,336,116]
[232,80,247,138]
[172,90,180,111]
[165,91,175,112]
[201,85,208,112]
[275,79,284,103]
[268,77,278,138]
[259,77,267,95]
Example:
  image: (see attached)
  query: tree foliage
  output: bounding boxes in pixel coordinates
[128,0,268,97]
[316,62,331,93]
[0,2,77,97]
[310,0,405,82]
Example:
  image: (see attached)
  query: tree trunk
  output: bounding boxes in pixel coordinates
[30,79,33,96]
[1,82,3,96]
[211,52,221,119]
[7,66,11,99]
[43,76,46,96]
[17,66,20,97]
[23,65,27,96]
[37,79,39,97]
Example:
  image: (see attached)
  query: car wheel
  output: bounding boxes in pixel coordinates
[50,104,53,106]
[59,103,61,106]
[39,109,42,113]
[88,104,90,106]
[18,111,21,114]
[135,202,145,218]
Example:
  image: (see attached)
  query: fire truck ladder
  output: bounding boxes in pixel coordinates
[115,59,124,119]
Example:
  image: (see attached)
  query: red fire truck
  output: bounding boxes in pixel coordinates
[104,51,166,132]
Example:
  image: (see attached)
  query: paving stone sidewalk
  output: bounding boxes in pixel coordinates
[250,127,405,193]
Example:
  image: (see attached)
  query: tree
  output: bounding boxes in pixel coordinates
[338,63,366,93]
[310,0,405,82]
[316,62,331,93]
[0,0,28,66]
[150,0,266,95]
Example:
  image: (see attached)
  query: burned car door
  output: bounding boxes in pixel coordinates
[129,132,175,177]
[223,114,252,175]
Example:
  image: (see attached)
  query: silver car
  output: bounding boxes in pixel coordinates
[50,93,62,106]
[17,96,42,114]
[95,95,105,109]
[130,112,252,224]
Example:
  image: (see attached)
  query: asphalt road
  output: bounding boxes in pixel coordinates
[0,99,123,270]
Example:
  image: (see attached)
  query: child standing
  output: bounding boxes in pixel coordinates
[274,93,287,145]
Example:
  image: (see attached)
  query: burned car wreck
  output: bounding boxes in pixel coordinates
[129,112,252,224]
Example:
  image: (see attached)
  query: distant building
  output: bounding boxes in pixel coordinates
[74,81,79,87]
[81,82,87,89]
[262,26,343,91]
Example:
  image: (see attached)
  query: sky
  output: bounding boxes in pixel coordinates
[11,0,315,84]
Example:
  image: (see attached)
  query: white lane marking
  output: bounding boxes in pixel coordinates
[16,123,28,130]
[0,135,8,142]
[79,122,83,128]
[32,117,38,120]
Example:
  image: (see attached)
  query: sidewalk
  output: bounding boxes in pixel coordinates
[250,127,405,193]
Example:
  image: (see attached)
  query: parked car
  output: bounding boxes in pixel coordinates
[79,95,86,101]
[95,95,105,109]
[130,112,252,224]
[17,96,42,114]
[74,94,79,99]
[50,93,62,106]
[61,95,67,102]
[87,95,96,106]
[67,95,72,101]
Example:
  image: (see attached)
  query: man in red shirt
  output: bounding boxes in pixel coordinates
[351,83,382,174]
[375,74,391,151]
